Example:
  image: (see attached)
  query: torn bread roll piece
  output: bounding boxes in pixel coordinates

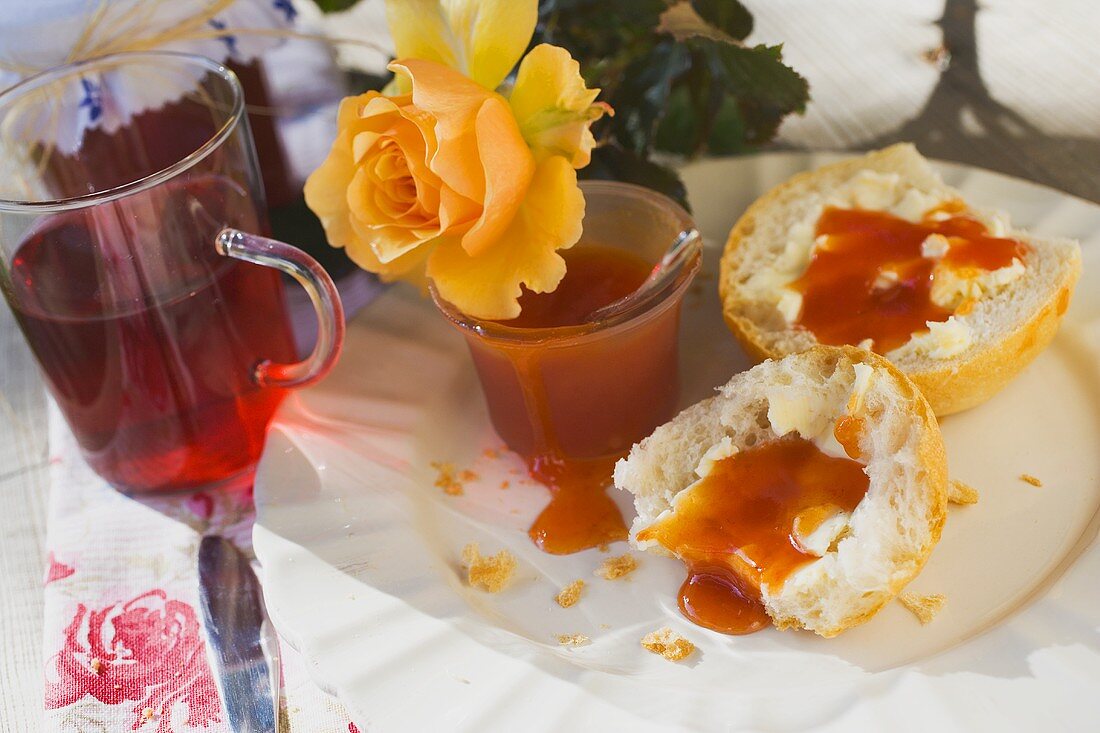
[614,346,947,638]
[719,143,1081,415]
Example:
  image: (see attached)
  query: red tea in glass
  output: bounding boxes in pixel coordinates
[8,176,299,491]
[0,53,344,493]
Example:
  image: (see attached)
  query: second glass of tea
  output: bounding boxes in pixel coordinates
[433,182,701,554]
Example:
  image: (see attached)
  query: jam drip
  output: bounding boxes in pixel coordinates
[678,564,771,634]
[638,434,870,634]
[505,246,654,554]
[792,201,1027,353]
[526,454,628,554]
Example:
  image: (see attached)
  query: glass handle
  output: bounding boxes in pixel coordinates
[215,228,345,389]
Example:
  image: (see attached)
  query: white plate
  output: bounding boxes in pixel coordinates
[253,152,1100,732]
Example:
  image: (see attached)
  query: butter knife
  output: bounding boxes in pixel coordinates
[198,535,280,733]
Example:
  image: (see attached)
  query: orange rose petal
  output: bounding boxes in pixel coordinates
[305,94,393,248]
[358,93,412,125]
[304,128,358,249]
[412,180,442,219]
[345,126,447,263]
[437,184,480,234]
[510,44,606,169]
[446,0,537,91]
[427,156,582,319]
[383,0,460,92]
[384,0,536,91]
[392,60,490,204]
[351,130,383,165]
[346,214,438,284]
[389,148,445,221]
[348,169,430,262]
[458,97,535,258]
[308,90,447,283]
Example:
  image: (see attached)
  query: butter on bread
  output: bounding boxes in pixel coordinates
[719,144,1081,416]
[614,346,947,638]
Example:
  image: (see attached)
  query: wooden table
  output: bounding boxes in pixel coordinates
[3,0,1098,727]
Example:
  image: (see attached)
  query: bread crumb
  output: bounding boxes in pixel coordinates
[461,543,516,593]
[142,707,155,720]
[599,623,611,630]
[899,593,946,624]
[947,479,979,505]
[482,448,500,459]
[499,480,510,490]
[641,627,695,661]
[89,658,103,674]
[431,462,464,496]
[555,580,585,608]
[920,44,951,71]
[459,469,479,482]
[596,554,637,580]
[1020,473,1043,487]
[557,633,590,647]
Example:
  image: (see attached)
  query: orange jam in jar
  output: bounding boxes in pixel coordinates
[791,201,1028,353]
[506,247,655,329]
[433,182,701,555]
[637,434,869,634]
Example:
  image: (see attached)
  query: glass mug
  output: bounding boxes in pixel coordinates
[434,182,701,464]
[0,52,344,493]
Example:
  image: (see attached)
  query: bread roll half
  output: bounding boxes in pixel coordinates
[614,346,947,637]
[719,144,1082,415]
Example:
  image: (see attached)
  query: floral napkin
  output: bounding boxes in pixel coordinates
[41,401,361,733]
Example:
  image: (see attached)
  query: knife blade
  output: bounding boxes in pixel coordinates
[198,535,280,733]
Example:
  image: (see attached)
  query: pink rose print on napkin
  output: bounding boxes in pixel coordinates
[45,590,221,732]
[44,552,75,585]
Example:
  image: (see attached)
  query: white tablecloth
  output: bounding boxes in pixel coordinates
[3,0,1099,730]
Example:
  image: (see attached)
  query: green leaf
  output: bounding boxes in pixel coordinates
[539,0,602,13]
[533,0,808,187]
[537,0,665,60]
[696,40,809,145]
[314,0,360,13]
[608,42,691,155]
[653,85,699,155]
[691,0,753,40]
[582,144,690,211]
[705,95,749,154]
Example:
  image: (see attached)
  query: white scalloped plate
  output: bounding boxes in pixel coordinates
[253,152,1100,732]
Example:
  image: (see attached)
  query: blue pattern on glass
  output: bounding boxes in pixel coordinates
[78,78,103,123]
[209,19,240,57]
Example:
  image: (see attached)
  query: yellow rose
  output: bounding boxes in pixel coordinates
[305,1,608,319]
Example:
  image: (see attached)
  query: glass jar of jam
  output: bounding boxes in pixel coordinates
[432,182,701,554]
